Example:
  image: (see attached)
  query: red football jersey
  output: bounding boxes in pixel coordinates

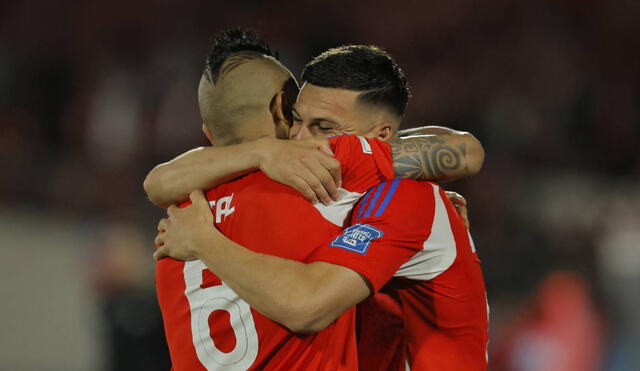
[155,135,394,371]
[309,180,489,371]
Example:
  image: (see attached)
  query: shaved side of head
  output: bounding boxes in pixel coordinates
[199,55,296,145]
[197,28,298,145]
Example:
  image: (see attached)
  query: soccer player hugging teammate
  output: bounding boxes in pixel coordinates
[147,29,487,370]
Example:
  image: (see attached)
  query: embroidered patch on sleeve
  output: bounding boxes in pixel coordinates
[330,223,383,255]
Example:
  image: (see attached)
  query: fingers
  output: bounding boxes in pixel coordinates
[319,155,342,191]
[167,204,178,216]
[303,158,340,203]
[154,232,165,247]
[314,139,334,156]
[445,191,467,206]
[290,175,319,204]
[189,190,211,213]
[153,246,168,261]
[454,204,470,229]
[294,163,333,205]
[157,218,169,232]
[189,189,206,204]
[445,191,470,228]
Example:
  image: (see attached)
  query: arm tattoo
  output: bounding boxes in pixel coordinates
[389,135,467,180]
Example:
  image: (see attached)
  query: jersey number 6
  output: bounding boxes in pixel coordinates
[183,260,259,370]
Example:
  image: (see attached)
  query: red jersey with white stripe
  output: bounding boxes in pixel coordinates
[155,135,394,371]
[309,179,489,371]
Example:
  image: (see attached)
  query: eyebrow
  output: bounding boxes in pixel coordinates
[292,108,340,126]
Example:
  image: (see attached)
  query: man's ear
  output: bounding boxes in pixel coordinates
[271,91,287,124]
[370,123,393,141]
[202,124,217,146]
[271,91,293,139]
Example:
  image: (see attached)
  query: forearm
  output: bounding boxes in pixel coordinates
[388,130,484,181]
[144,143,260,207]
[195,232,350,333]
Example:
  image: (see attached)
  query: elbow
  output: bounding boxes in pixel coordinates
[280,303,334,334]
[462,132,485,177]
[284,317,331,335]
[143,167,169,207]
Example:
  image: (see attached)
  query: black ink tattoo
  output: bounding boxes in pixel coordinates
[389,135,467,180]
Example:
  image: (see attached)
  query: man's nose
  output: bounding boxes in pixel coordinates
[291,123,313,140]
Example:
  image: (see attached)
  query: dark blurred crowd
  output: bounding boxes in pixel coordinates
[1,1,638,370]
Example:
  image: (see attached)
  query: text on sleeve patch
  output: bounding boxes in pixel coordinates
[329,223,383,255]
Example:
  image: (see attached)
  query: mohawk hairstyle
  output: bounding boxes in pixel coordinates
[205,28,279,83]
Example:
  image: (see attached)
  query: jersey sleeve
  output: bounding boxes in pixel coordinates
[306,179,437,292]
[328,135,395,193]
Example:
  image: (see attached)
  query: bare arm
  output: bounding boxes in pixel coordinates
[389,127,484,181]
[143,138,341,207]
[144,126,483,207]
[154,191,370,333]
[143,143,260,207]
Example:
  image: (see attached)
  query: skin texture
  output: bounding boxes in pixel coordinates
[290,83,394,140]
[389,135,471,180]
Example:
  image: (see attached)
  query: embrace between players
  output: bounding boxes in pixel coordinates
[145,28,488,370]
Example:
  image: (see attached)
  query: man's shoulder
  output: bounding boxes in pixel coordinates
[378,178,440,202]
[352,179,438,223]
[396,178,438,190]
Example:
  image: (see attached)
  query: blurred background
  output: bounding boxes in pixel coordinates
[1,0,638,370]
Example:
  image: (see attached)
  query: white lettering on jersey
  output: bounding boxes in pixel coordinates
[357,136,372,154]
[208,193,236,224]
[314,188,365,227]
[183,260,258,370]
[394,184,457,281]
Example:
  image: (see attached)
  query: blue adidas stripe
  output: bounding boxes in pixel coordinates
[356,189,374,220]
[363,182,386,218]
[374,178,400,216]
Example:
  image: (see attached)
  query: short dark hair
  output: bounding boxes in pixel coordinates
[205,28,279,83]
[301,45,410,117]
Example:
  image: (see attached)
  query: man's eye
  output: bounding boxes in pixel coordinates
[318,126,334,132]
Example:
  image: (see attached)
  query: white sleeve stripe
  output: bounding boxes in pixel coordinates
[394,184,457,281]
[313,188,365,227]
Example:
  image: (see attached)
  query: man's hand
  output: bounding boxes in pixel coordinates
[154,190,216,261]
[255,137,342,205]
[445,191,470,229]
